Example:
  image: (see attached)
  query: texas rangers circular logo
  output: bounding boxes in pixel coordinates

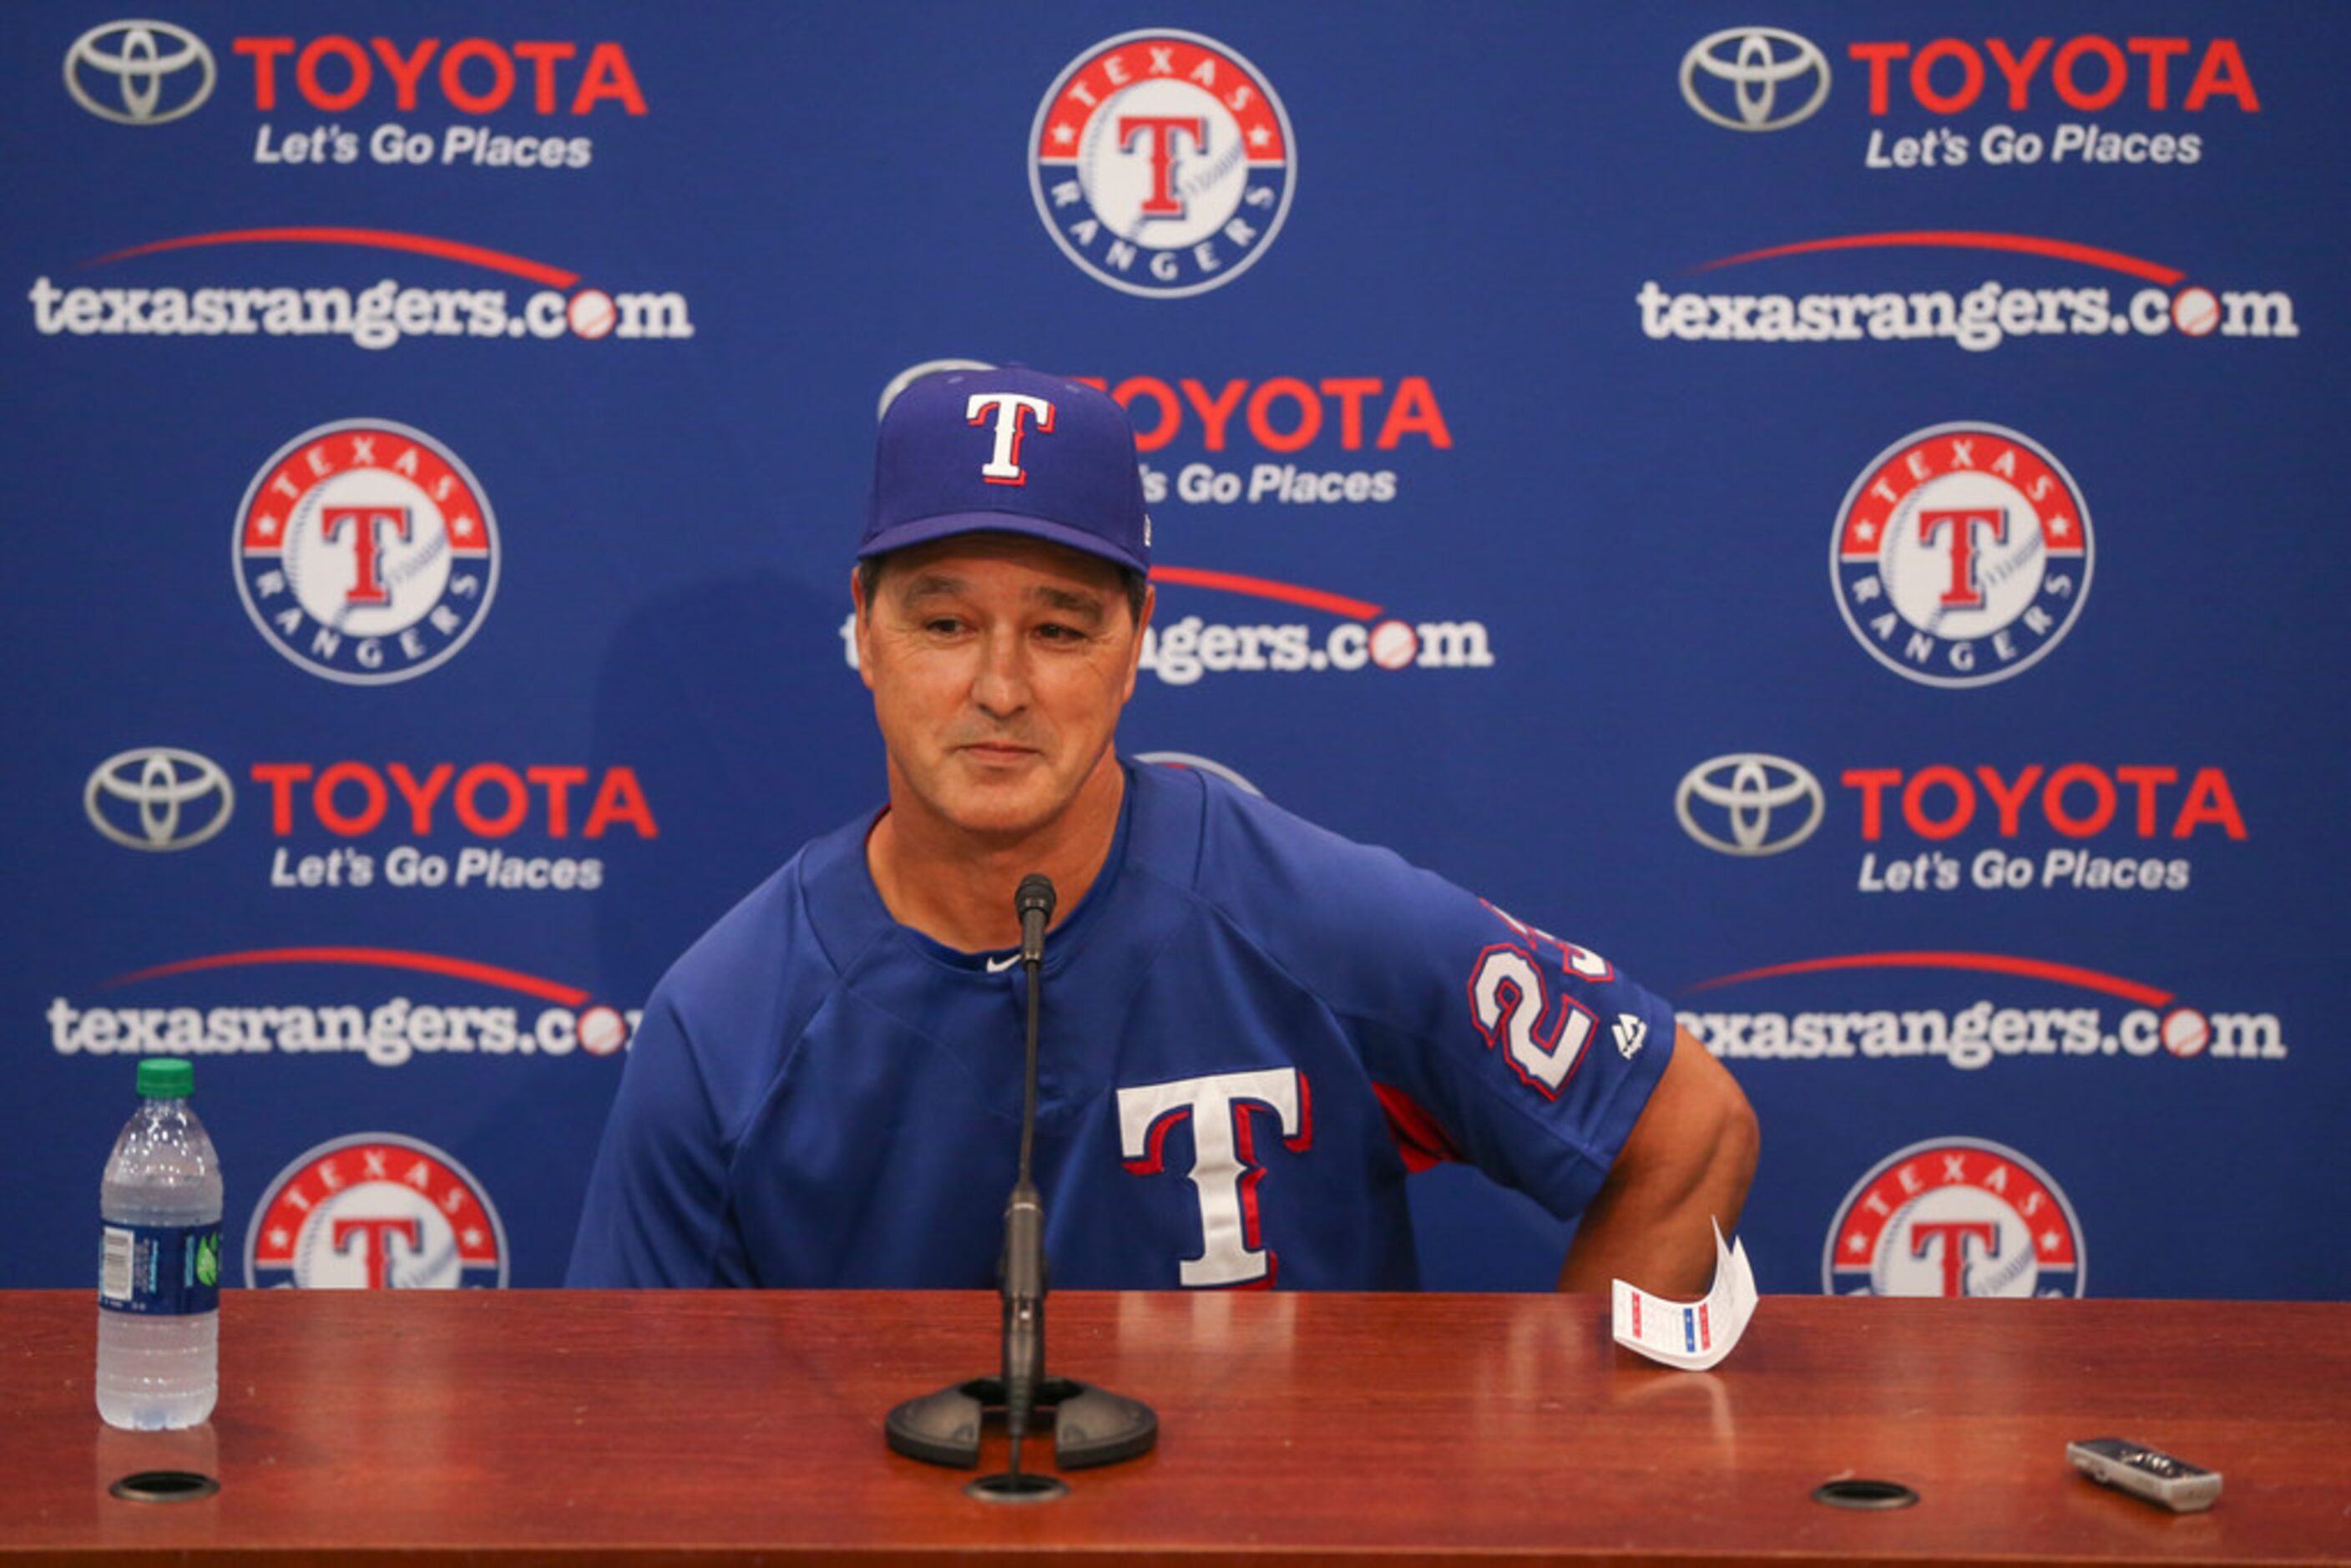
[1832,422,2091,689]
[245,1132,508,1288]
[1823,1136,2084,1297]
[1029,29,1295,298]
[234,419,499,685]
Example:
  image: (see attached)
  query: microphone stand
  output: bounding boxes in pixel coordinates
[885,874,1158,1499]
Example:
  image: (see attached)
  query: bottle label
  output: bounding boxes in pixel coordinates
[98,1222,221,1315]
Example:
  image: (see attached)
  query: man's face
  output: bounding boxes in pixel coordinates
[854,533,1150,842]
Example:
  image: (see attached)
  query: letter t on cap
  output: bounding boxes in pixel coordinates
[968,393,1056,486]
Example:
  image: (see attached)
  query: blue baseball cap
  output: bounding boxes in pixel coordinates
[860,364,1151,574]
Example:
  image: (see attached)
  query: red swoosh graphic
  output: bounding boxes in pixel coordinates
[105,948,591,1007]
[1693,231,2185,286]
[1684,952,2172,1008]
[1150,565,1383,620]
[89,229,581,289]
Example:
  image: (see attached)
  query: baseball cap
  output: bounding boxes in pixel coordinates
[860,364,1151,574]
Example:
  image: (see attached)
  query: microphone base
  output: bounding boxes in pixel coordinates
[886,1376,1158,1473]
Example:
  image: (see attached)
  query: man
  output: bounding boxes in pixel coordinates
[568,365,1755,1295]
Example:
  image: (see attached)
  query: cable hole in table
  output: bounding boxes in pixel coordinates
[109,1470,220,1504]
[1813,1478,1919,1510]
[965,1471,1068,1504]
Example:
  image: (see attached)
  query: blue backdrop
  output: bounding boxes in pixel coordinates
[8,1,2343,1299]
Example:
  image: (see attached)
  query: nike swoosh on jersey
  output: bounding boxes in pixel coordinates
[985,953,1020,973]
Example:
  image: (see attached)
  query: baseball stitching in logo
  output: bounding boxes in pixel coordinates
[1030,30,1296,298]
[245,1131,508,1288]
[1832,422,2092,689]
[1824,1136,2084,1297]
[234,419,499,685]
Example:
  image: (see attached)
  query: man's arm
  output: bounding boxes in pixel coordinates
[1556,1025,1757,1296]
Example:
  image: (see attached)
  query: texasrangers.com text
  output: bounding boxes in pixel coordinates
[27,276,692,349]
[1140,615,1495,685]
[837,612,1499,685]
[47,997,639,1069]
[1683,1002,2286,1071]
[1636,278,2295,351]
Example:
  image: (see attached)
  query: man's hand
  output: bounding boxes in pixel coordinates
[1557,1025,1757,1297]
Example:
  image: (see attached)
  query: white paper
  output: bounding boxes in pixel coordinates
[1610,1218,1757,1371]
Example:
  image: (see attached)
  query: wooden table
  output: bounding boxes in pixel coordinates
[4,1290,2346,1565]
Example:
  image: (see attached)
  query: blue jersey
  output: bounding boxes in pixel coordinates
[566,761,1676,1290]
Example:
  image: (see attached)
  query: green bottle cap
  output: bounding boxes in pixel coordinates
[136,1060,194,1099]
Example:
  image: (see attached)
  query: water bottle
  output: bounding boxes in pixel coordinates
[96,1059,222,1429]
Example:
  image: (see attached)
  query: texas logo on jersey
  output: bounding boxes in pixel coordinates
[1832,422,2091,689]
[235,418,499,685]
[1029,29,1296,298]
[1119,1066,1312,1288]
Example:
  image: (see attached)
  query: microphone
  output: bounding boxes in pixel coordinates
[1000,874,1055,1470]
[1016,873,1054,965]
[883,868,1155,1491]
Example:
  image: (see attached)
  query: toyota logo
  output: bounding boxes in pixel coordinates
[1681,27,1830,132]
[64,20,216,125]
[1676,754,1823,857]
[85,746,235,851]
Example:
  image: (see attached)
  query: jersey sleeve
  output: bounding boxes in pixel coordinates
[564,989,751,1287]
[1349,883,1677,1222]
[1208,792,1677,1223]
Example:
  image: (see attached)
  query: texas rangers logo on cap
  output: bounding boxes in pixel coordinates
[968,388,1056,487]
[1832,422,2091,689]
[862,365,1151,574]
[1824,1136,2085,1297]
[1030,29,1296,298]
[235,418,498,685]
